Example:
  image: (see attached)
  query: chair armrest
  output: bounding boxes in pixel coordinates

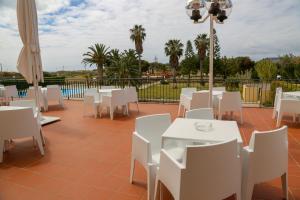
[132,132,152,168]
[157,149,184,196]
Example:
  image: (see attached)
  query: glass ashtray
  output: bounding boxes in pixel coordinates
[194,122,213,132]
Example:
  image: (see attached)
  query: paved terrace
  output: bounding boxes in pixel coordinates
[0,101,300,200]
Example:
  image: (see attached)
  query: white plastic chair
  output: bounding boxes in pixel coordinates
[185,108,214,120]
[242,126,288,200]
[0,107,45,162]
[272,87,282,119]
[213,87,226,92]
[130,114,184,200]
[178,88,197,116]
[218,92,243,124]
[100,89,128,120]
[4,85,19,100]
[27,87,48,111]
[155,139,241,200]
[125,87,139,113]
[182,91,209,116]
[46,85,64,108]
[276,99,300,127]
[83,88,100,118]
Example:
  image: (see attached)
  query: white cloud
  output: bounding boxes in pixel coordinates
[0,0,300,72]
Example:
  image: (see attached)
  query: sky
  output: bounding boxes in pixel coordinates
[0,0,300,72]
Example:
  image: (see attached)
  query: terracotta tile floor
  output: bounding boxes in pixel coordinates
[0,101,300,200]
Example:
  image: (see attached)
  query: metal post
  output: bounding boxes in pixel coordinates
[209,15,214,108]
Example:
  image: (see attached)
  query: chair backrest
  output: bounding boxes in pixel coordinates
[185,108,214,120]
[4,85,19,98]
[180,140,240,199]
[181,88,197,97]
[84,88,98,95]
[27,87,44,104]
[213,87,226,92]
[248,126,288,182]
[125,87,138,103]
[135,114,171,155]
[101,86,116,89]
[220,92,242,111]
[190,91,209,110]
[111,89,126,106]
[280,99,300,113]
[0,108,39,139]
[274,87,282,111]
[9,100,37,116]
[46,85,62,101]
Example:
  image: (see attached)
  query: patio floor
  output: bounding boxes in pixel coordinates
[0,101,300,200]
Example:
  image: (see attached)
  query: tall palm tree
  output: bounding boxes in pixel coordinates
[194,34,209,80]
[165,39,184,84]
[130,25,146,76]
[82,43,110,80]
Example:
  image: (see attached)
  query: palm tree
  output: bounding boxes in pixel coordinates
[165,39,184,84]
[107,49,139,79]
[82,43,110,80]
[130,25,146,76]
[194,34,209,80]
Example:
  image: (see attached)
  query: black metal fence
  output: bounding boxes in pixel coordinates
[1,77,299,107]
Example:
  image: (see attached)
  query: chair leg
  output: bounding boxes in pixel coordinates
[148,165,157,200]
[177,104,181,116]
[281,173,289,200]
[240,110,243,124]
[293,114,296,123]
[93,105,98,118]
[236,191,241,200]
[126,104,129,116]
[35,135,45,156]
[110,107,114,120]
[242,180,254,200]
[272,110,277,119]
[0,139,4,163]
[129,158,135,184]
[154,179,161,200]
[136,102,139,113]
[218,112,222,120]
[277,112,283,127]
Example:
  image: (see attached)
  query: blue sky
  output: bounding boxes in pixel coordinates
[0,0,300,72]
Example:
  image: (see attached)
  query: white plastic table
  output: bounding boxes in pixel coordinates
[98,88,121,101]
[0,106,25,111]
[284,91,300,99]
[162,118,243,152]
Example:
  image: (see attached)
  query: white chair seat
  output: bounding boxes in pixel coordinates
[152,147,185,165]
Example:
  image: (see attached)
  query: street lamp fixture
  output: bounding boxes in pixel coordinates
[185,0,232,107]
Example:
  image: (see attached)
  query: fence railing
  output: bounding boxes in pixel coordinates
[1,77,299,107]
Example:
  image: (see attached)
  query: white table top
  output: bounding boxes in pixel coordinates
[284,91,300,98]
[99,88,121,93]
[162,118,243,145]
[0,106,27,111]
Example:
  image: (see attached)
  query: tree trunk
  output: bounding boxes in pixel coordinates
[172,67,177,88]
[97,65,103,82]
[138,54,142,77]
[200,59,204,86]
[188,73,191,87]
